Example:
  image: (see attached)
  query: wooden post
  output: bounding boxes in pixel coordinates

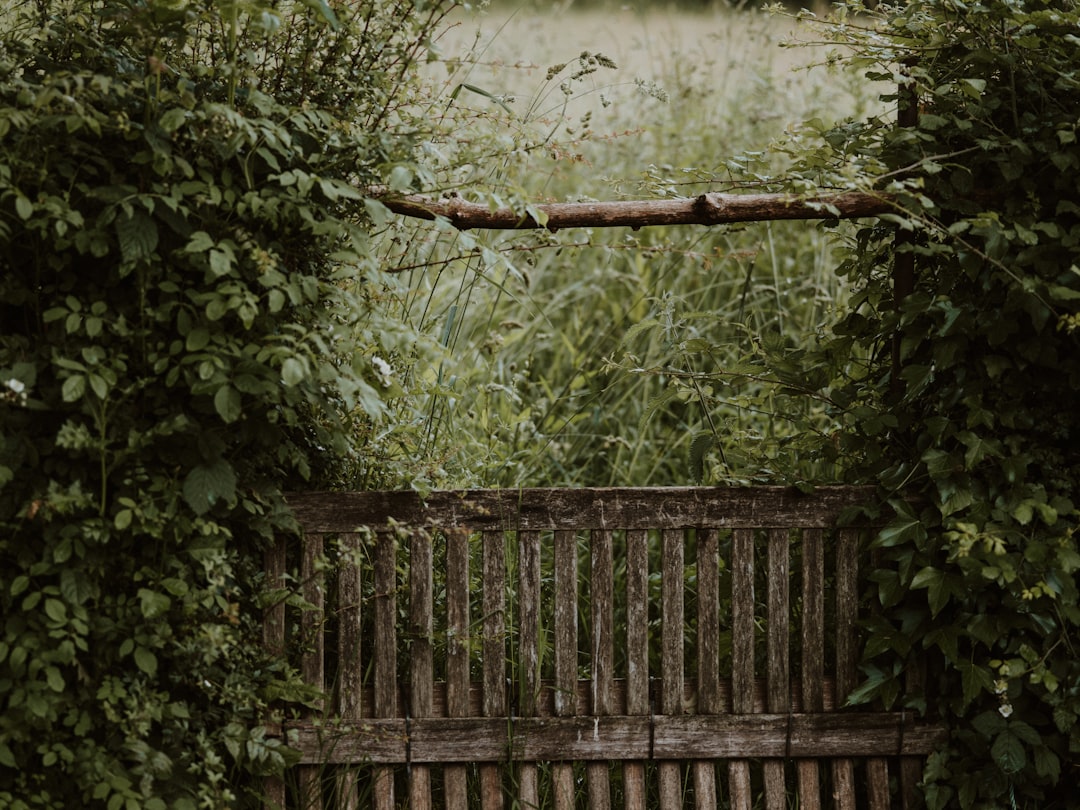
[729,528,755,810]
[623,529,650,810]
[694,529,720,808]
[517,531,542,810]
[335,534,364,810]
[658,529,685,810]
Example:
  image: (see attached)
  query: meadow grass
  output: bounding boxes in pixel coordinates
[365,1,887,491]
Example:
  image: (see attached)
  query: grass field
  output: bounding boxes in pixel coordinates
[363,2,887,492]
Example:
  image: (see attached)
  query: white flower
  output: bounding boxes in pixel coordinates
[3,378,28,405]
[372,356,393,388]
[999,703,1013,718]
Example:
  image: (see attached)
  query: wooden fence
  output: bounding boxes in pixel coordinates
[262,486,943,809]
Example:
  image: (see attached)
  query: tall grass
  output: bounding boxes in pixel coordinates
[359,1,886,491]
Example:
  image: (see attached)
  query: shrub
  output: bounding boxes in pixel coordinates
[786,0,1080,805]
[0,0,446,805]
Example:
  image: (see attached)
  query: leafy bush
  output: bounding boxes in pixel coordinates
[786,0,1080,805]
[0,0,446,805]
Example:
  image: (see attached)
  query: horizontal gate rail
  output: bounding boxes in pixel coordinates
[263,486,944,810]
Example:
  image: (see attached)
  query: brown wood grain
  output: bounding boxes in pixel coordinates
[660,529,685,810]
[271,489,946,810]
[285,712,942,763]
[410,530,434,810]
[285,486,879,533]
[764,529,790,810]
[729,527,755,810]
[373,533,397,810]
[482,531,506,810]
[624,529,649,810]
[518,531,541,810]
[695,529,720,809]
[798,528,824,810]
[376,189,897,231]
[444,528,470,807]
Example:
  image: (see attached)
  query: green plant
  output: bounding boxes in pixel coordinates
[368,3,877,488]
[774,0,1080,805]
[0,0,449,805]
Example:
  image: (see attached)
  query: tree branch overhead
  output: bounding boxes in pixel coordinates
[374,190,898,231]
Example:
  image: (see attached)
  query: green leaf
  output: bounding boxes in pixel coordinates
[991,730,1026,774]
[186,231,215,252]
[300,0,339,29]
[958,661,992,707]
[10,575,29,596]
[44,598,67,623]
[114,509,132,530]
[182,459,237,515]
[159,108,187,133]
[60,568,94,605]
[875,517,926,548]
[208,248,232,278]
[214,385,242,423]
[133,646,158,677]
[281,357,307,387]
[138,588,171,619]
[14,194,32,220]
[688,432,712,484]
[45,666,65,692]
[116,209,159,263]
[61,374,86,402]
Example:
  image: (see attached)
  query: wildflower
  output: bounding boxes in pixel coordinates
[2,378,27,405]
[372,356,393,388]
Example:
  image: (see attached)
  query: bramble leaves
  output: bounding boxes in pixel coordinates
[795,0,1080,805]
[0,0,444,803]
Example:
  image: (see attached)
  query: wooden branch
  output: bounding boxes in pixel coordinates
[374,189,897,231]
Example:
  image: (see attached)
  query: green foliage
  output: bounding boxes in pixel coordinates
[0,0,447,805]
[370,5,876,488]
[784,0,1080,805]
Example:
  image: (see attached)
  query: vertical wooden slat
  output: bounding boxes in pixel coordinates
[518,531,541,810]
[659,529,684,810]
[445,529,470,808]
[832,528,859,810]
[868,759,891,810]
[798,529,825,810]
[694,529,719,809]
[335,534,364,810]
[482,531,506,810]
[263,540,287,810]
[901,661,927,809]
[299,533,325,810]
[552,530,578,810]
[623,529,649,810]
[764,528,790,810]
[729,527,755,810]
[410,531,434,810]
[374,532,398,810]
[587,530,614,810]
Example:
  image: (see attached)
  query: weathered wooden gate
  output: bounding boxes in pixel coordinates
[263,486,942,809]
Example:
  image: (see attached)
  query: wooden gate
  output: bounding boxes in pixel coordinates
[262,486,943,809]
